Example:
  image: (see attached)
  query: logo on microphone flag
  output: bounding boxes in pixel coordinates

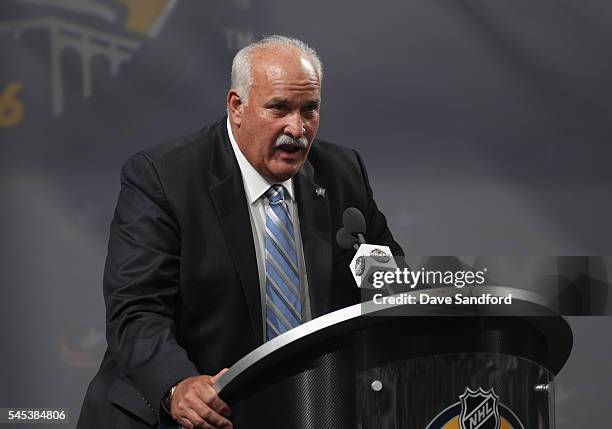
[348,244,394,288]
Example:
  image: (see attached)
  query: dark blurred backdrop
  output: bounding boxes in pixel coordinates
[1,0,611,426]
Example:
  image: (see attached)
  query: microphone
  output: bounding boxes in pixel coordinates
[336,227,360,250]
[336,207,397,291]
[342,207,366,245]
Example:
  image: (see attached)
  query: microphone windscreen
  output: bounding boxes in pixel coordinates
[343,207,366,234]
[336,227,358,249]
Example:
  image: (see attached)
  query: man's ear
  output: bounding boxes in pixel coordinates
[227,90,244,126]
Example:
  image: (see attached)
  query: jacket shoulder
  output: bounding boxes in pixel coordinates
[136,117,225,167]
[308,139,365,183]
[310,139,356,159]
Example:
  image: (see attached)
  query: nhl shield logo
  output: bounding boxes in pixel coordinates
[459,387,500,429]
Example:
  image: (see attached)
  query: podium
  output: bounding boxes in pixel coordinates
[215,287,572,429]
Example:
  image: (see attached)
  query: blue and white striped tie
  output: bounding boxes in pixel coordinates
[264,184,302,340]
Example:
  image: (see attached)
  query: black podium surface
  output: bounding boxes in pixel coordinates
[215,287,572,429]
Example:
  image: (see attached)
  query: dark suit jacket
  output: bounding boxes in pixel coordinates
[77,117,403,428]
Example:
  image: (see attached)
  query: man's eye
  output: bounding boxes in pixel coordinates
[302,106,318,116]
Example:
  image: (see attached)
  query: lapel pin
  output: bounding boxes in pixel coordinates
[315,187,326,198]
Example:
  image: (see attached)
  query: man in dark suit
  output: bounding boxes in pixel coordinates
[78,35,403,429]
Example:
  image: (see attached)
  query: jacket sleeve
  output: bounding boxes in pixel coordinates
[103,152,199,417]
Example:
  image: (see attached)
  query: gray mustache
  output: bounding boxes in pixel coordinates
[274,134,308,149]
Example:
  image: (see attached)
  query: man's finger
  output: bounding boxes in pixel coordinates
[211,368,229,385]
[181,408,206,429]
[194,381,232,419]
[177,416,194,429]
[196,404,233,429]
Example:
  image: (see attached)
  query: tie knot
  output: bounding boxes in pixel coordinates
[266,184,286,204]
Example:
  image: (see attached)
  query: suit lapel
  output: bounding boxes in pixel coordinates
[294,160,332,318]
[208,122,262,344]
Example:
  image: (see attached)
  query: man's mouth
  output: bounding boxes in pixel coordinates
[276,144,301,154]
[274,134,308,155]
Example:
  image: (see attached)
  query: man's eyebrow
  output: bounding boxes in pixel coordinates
[264,98,321,106]
[265,98,290,106]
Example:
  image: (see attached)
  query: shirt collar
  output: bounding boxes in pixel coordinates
[227,117,294,204]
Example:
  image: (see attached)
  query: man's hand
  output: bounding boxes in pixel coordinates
[170,368,232,429]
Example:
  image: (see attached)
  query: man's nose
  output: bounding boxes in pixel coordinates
[284,112,305,138]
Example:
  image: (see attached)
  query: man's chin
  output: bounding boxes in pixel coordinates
[266,162,304,182]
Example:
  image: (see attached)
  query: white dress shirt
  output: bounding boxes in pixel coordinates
[226,119,312,337]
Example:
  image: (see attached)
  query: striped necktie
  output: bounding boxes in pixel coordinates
[264,184,302,340]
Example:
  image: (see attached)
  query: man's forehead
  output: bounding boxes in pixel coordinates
[260,83,321,105]
[252,48,319,81]
[251,72,320,103]
[261,56,316,77]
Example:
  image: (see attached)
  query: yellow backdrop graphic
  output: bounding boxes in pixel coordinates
[119,0,172,35]
[0,81,24,128]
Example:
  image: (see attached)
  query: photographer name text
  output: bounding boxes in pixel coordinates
[373,293,513,305]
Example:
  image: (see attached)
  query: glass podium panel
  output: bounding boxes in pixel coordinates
[357,353,554,429]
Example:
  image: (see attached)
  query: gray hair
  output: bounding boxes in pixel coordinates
[230,35,323,104]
